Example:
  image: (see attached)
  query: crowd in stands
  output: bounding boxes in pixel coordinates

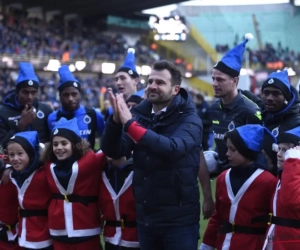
[0,9,159,65]
[248,42,300,66]
[0,8,194,111]
[216,40,300,66]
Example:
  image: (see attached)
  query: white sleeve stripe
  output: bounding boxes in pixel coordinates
[199,243,215,250]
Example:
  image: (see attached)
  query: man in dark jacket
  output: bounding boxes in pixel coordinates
[101,60,202,250]
[194,93,212,151]
[0,62,52,148]
[261,70,300,175]
[210,34,262,174]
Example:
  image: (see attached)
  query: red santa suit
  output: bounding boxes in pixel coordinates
[0,178,20,250]
[200,168,277,250]
[99,162,139,249]
[46,151,106,250]
[258,149,300,250]
[10,167,53,249]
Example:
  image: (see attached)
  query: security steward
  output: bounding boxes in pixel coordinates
[47,65,105,150]
[0,62,52,148]
[209,34,262,175]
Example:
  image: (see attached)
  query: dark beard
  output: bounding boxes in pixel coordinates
[148,89,173,105]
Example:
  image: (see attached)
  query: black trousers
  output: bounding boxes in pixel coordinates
[105,242,140,250]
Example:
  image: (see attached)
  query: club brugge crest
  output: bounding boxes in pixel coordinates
[128,70,133,75]
[83,115,91,124]
[53,129,59,135]
[268,78,274,84]
[10,136,15,139]
[37,110,44,119]
[228,121,235,131]
[28,80,33,85]
[271,127,279,137]
[73,82,78,87]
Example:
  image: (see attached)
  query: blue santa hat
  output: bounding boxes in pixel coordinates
[214,33,254,78]
[277,126,300,146]
[9,131,40,166]
[117,48,139,78]
[262,70,292,101]
[16,62,40,91]
[58,65,81,93]
[51,117,81,143]
[226,124,276,161]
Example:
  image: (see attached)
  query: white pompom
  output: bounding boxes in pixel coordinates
[272,143,278,153]
[244,33,254,41]
[127,48,135,54]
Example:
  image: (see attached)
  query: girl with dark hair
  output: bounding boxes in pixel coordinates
[43,117,106,250]
[200,125,277,250]
[7,131,53,250]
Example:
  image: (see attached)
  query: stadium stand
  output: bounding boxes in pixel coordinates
[185,4,300,65]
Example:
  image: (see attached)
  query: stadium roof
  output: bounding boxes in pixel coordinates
[3,0,188,17]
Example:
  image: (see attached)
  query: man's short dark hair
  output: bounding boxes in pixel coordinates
[153,60,182,86]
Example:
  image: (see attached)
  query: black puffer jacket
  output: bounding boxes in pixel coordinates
[0,90,52,148]
[101,88,202,227]
[263,86,300,175]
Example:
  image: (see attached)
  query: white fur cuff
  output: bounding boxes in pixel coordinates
[285,149,300,161]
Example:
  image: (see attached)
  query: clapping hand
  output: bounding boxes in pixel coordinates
[107,88,132,125]
[116,94,132,125]
[107,88,120,124]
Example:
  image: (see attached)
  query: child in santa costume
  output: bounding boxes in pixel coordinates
[7,131,53,249]
[0,157,20,250]
[252,126,300,250]
[42,117,106,250]
[99,155,140,250]
[200,124,277,250]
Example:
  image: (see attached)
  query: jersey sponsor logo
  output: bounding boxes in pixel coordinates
[271,127,279,137]
[83,115,91,124]
[213,131,225,140]
[8,116,21,121]
[37,110,45,119]
[80,129,91,135]
[228,121,235,131]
